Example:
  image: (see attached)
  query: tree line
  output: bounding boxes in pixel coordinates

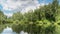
[0,0,60,34]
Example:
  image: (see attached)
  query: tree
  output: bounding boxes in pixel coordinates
[12,12,23,21]
[0,10,7,24]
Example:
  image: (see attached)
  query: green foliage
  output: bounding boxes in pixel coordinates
[0,11,7,24]
[0,0,60,34]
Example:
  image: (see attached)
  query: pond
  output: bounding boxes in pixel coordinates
[1,26,28,34]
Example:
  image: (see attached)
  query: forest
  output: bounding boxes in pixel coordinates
[0,0,60,34]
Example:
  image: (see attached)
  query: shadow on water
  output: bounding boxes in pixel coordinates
[1,26,28,34]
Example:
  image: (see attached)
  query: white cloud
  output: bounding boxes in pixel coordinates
[4,13,13,17]
[0,0,40,11]
[0,0,45,17]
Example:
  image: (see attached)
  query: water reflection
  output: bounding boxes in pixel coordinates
[1,26,28,34]
[1,26,16,34]
[20,31,28,34]
[20,31,25,34]
[24,32,28,34]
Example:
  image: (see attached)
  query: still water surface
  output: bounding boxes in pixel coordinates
[1,26,28,34]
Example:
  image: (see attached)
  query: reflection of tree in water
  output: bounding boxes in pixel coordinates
[0,0,60,34]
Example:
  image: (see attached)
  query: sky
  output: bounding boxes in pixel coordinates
[0,0,59,17]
